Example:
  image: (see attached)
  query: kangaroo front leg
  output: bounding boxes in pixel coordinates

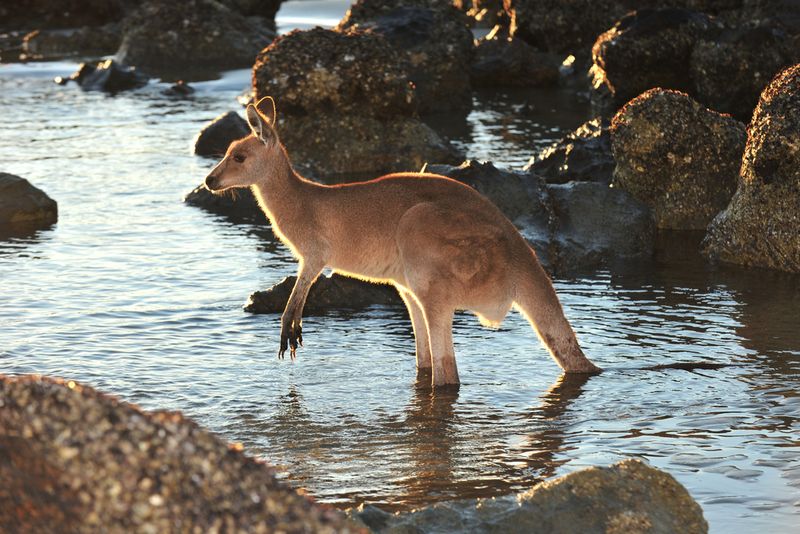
[280,260,323,359]
[398,288,432,370]
[422,304,459,387]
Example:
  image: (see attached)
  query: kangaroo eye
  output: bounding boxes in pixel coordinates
[233,153,246,163]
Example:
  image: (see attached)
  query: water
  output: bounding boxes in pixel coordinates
[1,6,800,534]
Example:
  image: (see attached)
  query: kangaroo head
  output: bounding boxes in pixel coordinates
[204,96,283,193]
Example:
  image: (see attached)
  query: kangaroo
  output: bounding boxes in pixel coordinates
[204,97,601,387]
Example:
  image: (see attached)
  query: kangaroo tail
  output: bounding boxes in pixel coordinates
[513,247,601,373]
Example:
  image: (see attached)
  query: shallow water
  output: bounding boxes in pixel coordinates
[1,7,800,534]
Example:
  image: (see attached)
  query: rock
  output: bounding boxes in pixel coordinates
[253,27,416,119]
[162,80,195,97]
[548,181,655,272]
[337,0,475,114]
[194,111,250,158]
[525,118,615,184]
[183,184,262,223]
[245,274,402,314]
[591,8,717,114]
[428,161,654,272]
[0,374,361,533]
[223,0,283,20]
[277,114,462,179]
[690,21,797,120]
[703,64,800,272]
[358,459,707,533]
[471,31,560,88]
[58,59,148,93]
[21,24,121,60]
[0,0,127,30]
[252,27,462,179]
[116,0,275,78]
[611,88,746,229]
[507,0,627,54]
[0,173,58,233]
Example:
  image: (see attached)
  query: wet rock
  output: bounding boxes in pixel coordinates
[21,24,121,60]
[224,0,284,20]
[0,173,58,232]
[690,21,797,120]
[337,0,475,114]
[116,0,275,78]
[471,31,560,88]
[252,27,462,178]
[525,118,615,184]
[253,27,415,119]
[162,80,195,97]
[703,64,800,272]
[0,0,127,30]
[0,374,361,533]
[183,184,262,223]
[360,459,707,533]
[194,111,250,158]
[245,274,402,314]
[591,8,717,114]
[58,59,148,93]
[611,89,746,229]
[507,0,627,54]
[278,114,462,179]
[548,182,655,272]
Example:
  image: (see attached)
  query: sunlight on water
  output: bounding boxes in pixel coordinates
[1,42,800,534]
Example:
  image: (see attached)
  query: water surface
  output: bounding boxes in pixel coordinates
[1,17,799,534]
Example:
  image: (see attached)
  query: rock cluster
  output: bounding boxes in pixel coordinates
[0,374,361,533]
[611,89,746,229]
[251,27,462,179]
[703,64,800,272]
[352,459,708,533]
[0,173,58,234]
[337,0,475,114]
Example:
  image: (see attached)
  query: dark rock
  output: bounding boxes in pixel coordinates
[252,28,462,178]
[0,173,58,234]
[0,0,127,31]
[525,118,615,184]
[703,64,800,272]
[183,184,262,223]
[277,114,463,179]
[337,0,475,114]
[507,0,627,54]
[548,182,655,272]
[471,32,560,88]
[21,24,121,60]
[162,80,195,97]
[116,0,275,78]
[253,27,416,119]
[0,374,361,533]
[363,459,707,533]
[690,21,796,120]
[60,59,148,93]
[245,274,402,314]
[223,0,283,20]
[194,111,250,158]
[611,89,746,229]
[591,8,717,114]
[454,0,506,28]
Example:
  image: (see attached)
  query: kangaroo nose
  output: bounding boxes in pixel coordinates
[205,174,218,191]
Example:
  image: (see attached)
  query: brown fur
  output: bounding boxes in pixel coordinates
[204,97,600,387]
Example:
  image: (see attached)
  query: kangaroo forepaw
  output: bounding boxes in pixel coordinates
[279,320,302,360]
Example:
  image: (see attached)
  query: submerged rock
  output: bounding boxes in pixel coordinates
[116,0,275,77]
[57,59,148,93]
[525,118,615,184]
[337,0,475,114]
[0,173,57,232]
[183,184,262,223]
[194,111,250,158]
[611,89,746,229]
[0,374,361,533]
[471,32,560,88]
[354,459,707,533]
[703,64,800,272]
[591,8,716,114]
[252,27,462,178]
[245,274,402,314]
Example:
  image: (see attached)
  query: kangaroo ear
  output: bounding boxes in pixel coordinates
[246,104,274,144]
[255,96,277,126]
